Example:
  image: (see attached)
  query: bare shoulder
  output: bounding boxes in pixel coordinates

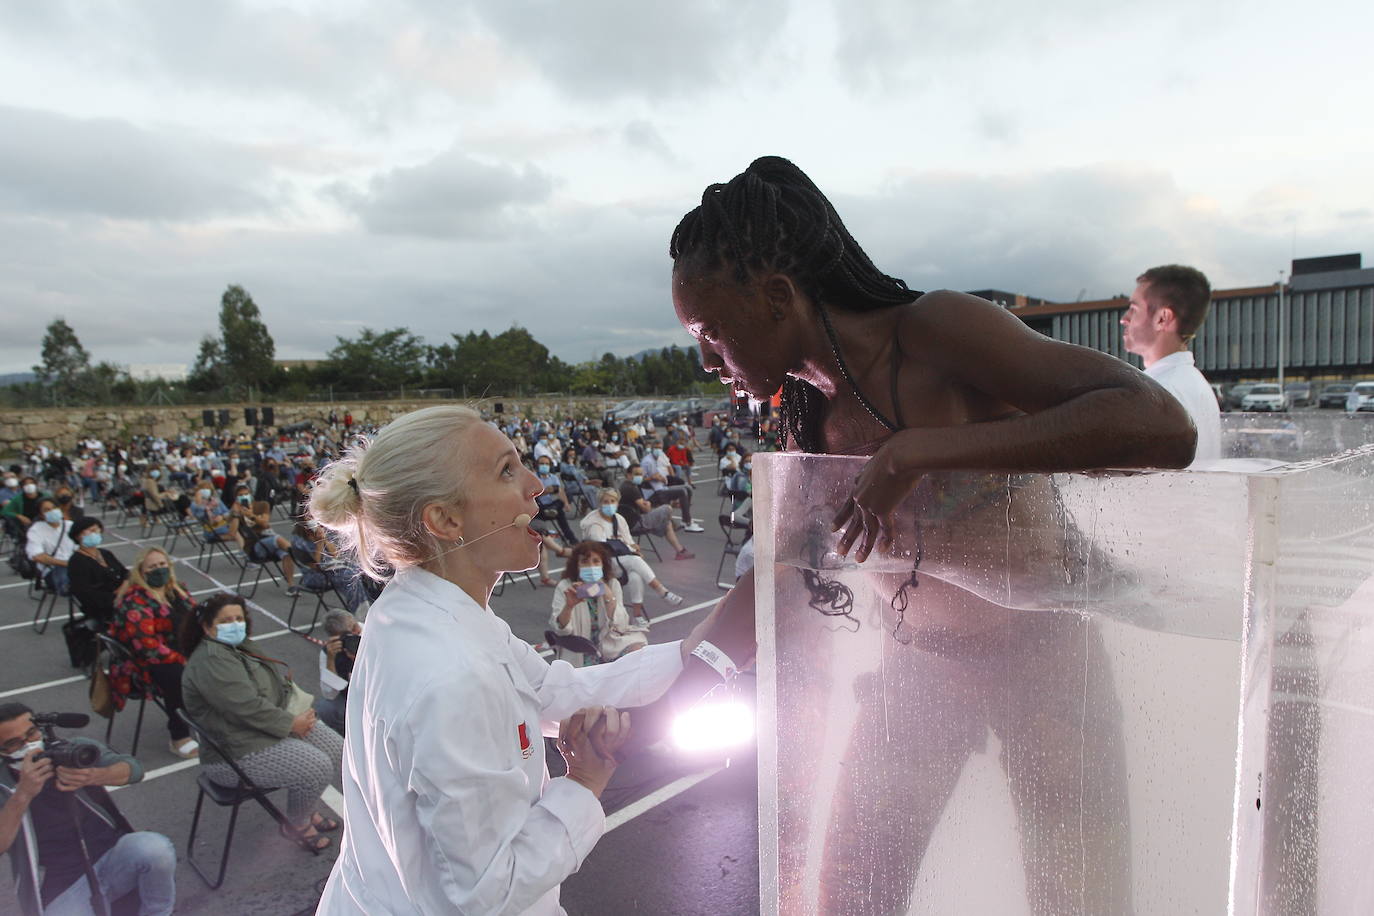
[899,289,1040,354]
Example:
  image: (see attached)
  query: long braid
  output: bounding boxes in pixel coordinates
[670,156,922,454]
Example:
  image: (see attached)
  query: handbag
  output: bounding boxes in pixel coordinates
[89,661,114,719]
[285,681,314,716]
[606,516,634,556]
[62,614,99,670]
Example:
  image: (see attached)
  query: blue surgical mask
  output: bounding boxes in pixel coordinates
[215,621,247,646]
[578,566,604,583]
[742,463,752,472]
[81,532,103,548]
[632,475,644,485]
[599,504,617,517]
[149,470,160,479]
[44,509,63,525]
[537,465,550,474]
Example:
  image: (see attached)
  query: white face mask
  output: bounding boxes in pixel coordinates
[3,478,16,488]
[6,739,43,762]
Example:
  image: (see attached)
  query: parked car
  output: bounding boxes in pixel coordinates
[1345,382,1374,413]
[1241,384,1288,412]
[1319,382,1354,408]
[1225,382,1258,411]
[1284,381,1313,408]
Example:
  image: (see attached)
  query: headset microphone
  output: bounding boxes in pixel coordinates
[438,512,537,556]
[513,513,532,527]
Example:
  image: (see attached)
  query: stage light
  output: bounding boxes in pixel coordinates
[671,700,754,752]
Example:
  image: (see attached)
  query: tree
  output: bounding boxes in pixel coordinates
[33,318,91,389]
[187,335,226,392]
[323,327,429,391]
[218,285,276,391]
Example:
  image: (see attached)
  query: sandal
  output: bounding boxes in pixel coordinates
[540,576,557,588]
[310,813,342,833]
[281,823,332,851]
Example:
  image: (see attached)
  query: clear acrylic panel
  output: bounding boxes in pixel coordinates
[755,415,1374,916]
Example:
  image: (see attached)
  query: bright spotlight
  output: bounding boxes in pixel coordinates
[671,701,754,752]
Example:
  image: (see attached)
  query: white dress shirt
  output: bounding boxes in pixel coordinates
[25,519,74,573]
[1143,350,1221,465]
[318,566,684,915]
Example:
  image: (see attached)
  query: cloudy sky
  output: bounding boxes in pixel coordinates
[2,0,1370,375]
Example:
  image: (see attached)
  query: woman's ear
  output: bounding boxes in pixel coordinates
[421,502,464,543]
[762,273,801,321]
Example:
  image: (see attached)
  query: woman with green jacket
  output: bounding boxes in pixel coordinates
[180,593,342,851]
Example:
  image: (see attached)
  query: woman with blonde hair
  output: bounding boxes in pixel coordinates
[312,404,712,915]
[109,546,199,758]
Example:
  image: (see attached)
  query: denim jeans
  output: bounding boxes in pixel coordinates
[43,831,177,916]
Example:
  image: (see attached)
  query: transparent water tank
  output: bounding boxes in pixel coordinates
[753,414,1374,915]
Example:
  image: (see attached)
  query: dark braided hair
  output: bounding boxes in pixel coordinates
[670,156,922,453]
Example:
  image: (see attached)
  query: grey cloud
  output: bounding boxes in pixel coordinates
[331,150,554,238]
[623,120,678,164]
[0,106,274,220]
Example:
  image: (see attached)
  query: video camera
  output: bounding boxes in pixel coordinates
[31,712,100,769]
[339,632,361,656]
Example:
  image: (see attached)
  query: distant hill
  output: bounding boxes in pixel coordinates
[0,372,36,386]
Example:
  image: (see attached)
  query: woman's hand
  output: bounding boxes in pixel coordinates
[558,706,629,798]
[290,708,317,737]
[832,431,923,564]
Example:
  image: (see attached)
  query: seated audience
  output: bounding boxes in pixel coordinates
[550,541,648,666]
[637,448,702,532]
[2,476,45,539]
[246,500,298,590]
[616,475,696,560]
[314,610,362,735]
[0,703,176,916]
[181,594,343,851]
[66,517,129,624]
[190,484,244,551]
[665,438,695,488]
[110,548,199,759]
[291,522,368,613]
[25,498,73,595]
[580,488,685,618]
[533,459,579,544]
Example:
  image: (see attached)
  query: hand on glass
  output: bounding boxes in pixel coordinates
[832,434,922,564]
[558,706,629,798]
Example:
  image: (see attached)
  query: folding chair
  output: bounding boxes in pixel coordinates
[544,630,603,665]
[161,513,200,553]
[195,530,245,574]
[492,570,538,598]
[287,545,337,635]
[635,528,664,562]
[177,710,319,890]
[235,544,284,599]
[94,634,167,757]
[716,514,751,589]
[31,574,68,635]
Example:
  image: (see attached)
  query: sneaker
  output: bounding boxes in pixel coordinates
[663,591,684,607]
[170,738,200,759]
[286,586,301,597]
[682,522,705,533]
[674,549,696,561]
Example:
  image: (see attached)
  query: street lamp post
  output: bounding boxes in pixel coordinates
[1277,270,1286,394]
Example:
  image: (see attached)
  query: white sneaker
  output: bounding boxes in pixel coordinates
[170,738,200,759]
[682,523,705,533]
[663,591,684,607]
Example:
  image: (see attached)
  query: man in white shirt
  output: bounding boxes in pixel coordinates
[1120,264,1221,465]
[25,498,74,593]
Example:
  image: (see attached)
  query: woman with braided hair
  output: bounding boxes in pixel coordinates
[661,157,1196,913]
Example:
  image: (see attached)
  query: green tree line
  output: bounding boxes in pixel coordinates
[4,284,714,408]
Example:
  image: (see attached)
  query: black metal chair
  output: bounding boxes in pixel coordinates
[544,630,603,665]
[235,540,284,599]
[716,514,751,590]
[634,528,664,561]
[287,545,337,635]
[31,574,69,635]
[94,633,167,757]
[161,512,200,553]
[492,569,537,597]
[177,710,319,889]
[195,528,245,574]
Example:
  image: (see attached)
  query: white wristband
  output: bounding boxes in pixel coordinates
[690,640,738,680]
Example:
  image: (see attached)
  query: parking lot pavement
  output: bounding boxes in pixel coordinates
[0,467,761,915]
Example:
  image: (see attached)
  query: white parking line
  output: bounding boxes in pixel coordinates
[0,675,86,699]
[605,765,724,832]
[108,758,198,791]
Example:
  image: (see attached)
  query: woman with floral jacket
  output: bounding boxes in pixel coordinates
[108,547,199,759]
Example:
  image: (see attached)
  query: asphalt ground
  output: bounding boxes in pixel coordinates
[0,446,763,915]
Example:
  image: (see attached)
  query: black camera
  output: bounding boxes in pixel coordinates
[32,712,101,769]
[339,632,361,656]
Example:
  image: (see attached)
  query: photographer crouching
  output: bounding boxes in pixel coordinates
[0,704,175,916]
[314,611,361,736]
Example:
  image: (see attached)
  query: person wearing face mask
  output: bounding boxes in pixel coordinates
[718,443,743,475]
[3,476,50,533]
[0,702,177,916]
[579,489,685,618]
[533,458,579,545]
[726,455,754,521]
[550,542,647,667]
[65,518,129,625]
[51,486,85,524]
[307,405,714,915]
[181,595,342,851]
[0,469,20,511]
[137,466,175,531]
[24,499,74,596]
[532,431,560,465]
[246,500,298,591]
[189,482,245,551]
[635,450,704,533]
[109,548,199,759]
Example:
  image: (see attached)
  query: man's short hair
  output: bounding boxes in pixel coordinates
[0,703,33,725]
[1138,265,1212,340]
[323,610,355,637]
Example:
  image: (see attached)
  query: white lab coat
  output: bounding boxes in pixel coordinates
[318,566,684,915]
